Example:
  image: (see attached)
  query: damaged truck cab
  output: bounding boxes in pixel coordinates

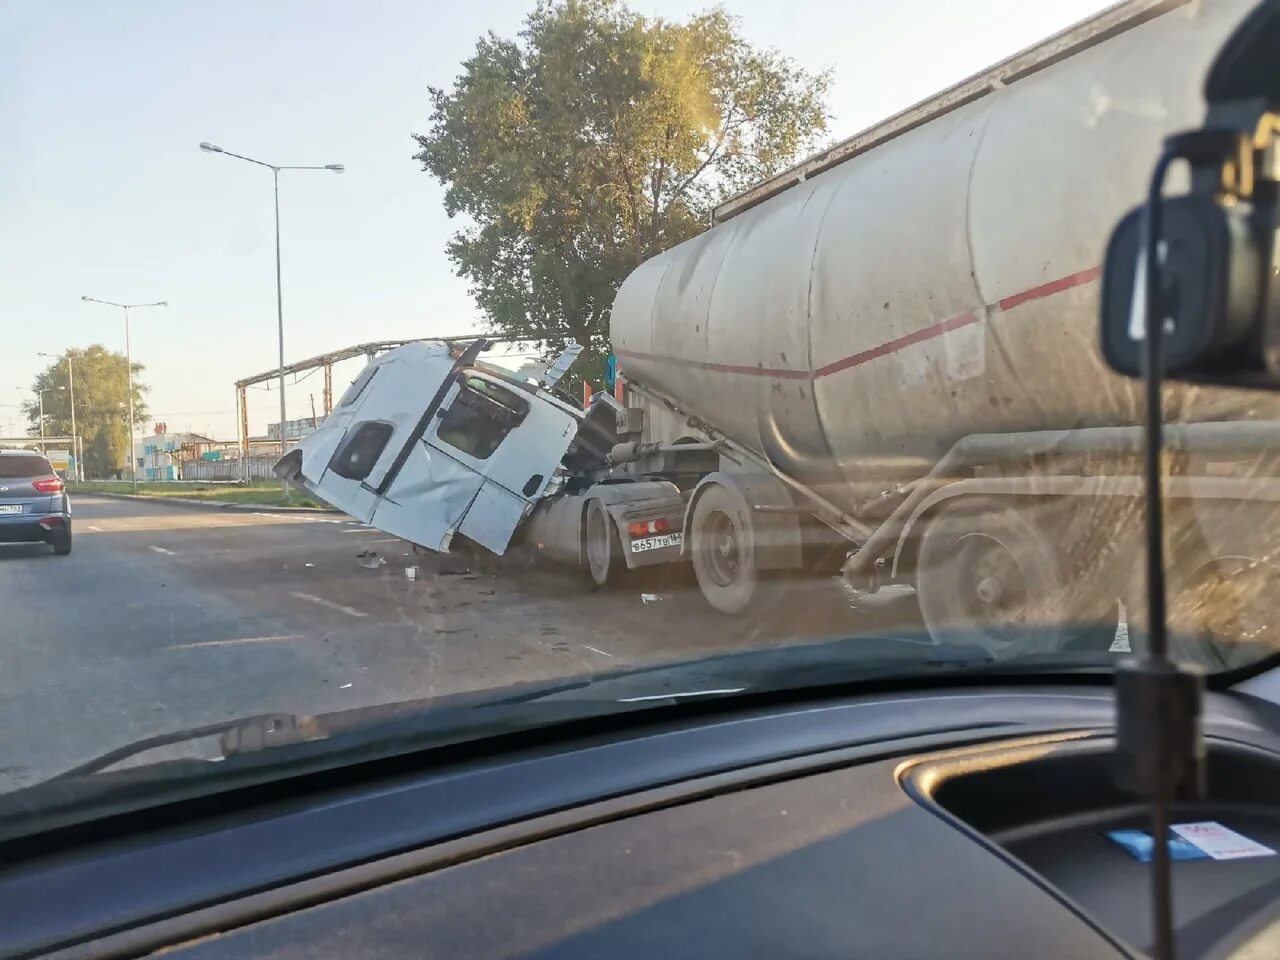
[277,339,686,581]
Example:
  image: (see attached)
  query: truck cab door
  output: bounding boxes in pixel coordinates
[373,370,578,554]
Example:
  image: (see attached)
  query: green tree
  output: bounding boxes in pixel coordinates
[414,0,830,385]
[24,346,148,478]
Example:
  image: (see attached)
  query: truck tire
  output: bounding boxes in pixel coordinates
[915,496,1115,657]
[689,483,785,616]
[585,499,622,588]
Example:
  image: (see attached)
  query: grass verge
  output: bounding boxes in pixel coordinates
[68,481,325,509]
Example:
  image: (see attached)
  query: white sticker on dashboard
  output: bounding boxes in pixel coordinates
[1171,821,1276,860]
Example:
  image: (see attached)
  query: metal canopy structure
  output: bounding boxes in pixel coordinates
[0,436,75,448]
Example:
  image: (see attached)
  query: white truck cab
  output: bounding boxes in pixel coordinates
[278,339,686,581]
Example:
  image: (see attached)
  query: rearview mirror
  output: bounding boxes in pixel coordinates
[1098,0,1280,390]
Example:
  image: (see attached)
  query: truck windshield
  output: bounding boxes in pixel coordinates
[436,374,530,460]
[5,0,1279,829]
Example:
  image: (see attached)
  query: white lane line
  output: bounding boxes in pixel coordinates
[165,635,303,651]
[340,528,377,534]
[290,591,367,618]
[149,545,177,556]
[87,525,103,532]
[366,538,401,544]
[583,645,614,658]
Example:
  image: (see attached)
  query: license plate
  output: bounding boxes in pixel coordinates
[630,532,682,553]
[0,505,22,515]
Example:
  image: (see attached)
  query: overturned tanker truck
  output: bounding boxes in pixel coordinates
[280,0,1280,657]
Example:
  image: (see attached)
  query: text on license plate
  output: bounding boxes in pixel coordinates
[0,505,22,514]
[630,532,682,553]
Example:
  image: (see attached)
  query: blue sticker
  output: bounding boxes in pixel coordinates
[1105,829,1210,862]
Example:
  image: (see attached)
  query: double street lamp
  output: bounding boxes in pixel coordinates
[16,387,54,452]
[199,142,343,493]
[80,297,168,491]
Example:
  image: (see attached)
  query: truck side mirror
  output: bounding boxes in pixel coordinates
[542,341,583,390]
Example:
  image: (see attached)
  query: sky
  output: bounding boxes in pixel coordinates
[1,0,1114,441]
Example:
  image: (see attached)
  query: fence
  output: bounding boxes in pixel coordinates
[181,457,278,482]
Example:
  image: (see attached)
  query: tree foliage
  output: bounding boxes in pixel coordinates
[23,346,148,478]
[414,0,830,380]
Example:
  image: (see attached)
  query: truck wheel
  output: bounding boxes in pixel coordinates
[585,500,622,588]
[690,483,784,616]
[1159,552,1280,670]
[915,496,1114,657]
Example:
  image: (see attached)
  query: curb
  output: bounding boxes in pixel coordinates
[70,490,338,514]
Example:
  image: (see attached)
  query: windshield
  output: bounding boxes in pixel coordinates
[3,0,1278,831]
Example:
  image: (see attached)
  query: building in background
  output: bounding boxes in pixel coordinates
[266,417,319,443]
[132,424,216,481]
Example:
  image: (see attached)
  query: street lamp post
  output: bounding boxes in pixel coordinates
[38,351,79,481]
[80,297,168,491]
[199,142,343,496]
[15,387,49,452]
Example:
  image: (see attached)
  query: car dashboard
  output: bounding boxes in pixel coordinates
[5,682,1280,959]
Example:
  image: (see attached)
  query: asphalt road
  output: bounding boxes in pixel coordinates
[0,495,918,790]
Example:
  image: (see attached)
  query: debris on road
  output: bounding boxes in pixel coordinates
[340,682,353,689]
[404,565,421,581]
[356,550,386,569]
[641,593,663,603]
[304,563,315,568]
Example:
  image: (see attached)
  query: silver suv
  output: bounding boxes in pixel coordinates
[0,451,72,555]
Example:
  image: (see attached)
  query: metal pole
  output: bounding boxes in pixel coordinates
[124,305,137,492]
[274,167,289,498]
[67,356,79,481]
[239,384,250,483]
[38,391,45,451]
[234,386,244,484]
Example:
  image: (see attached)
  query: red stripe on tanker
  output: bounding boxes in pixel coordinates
[615,264,1101,382]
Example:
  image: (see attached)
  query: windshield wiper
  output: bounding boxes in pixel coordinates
[32,631,1108,784]
[45,714,301,781]
[0,632,1119,842]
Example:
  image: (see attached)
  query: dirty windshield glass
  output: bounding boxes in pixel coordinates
[3,0,1279,823]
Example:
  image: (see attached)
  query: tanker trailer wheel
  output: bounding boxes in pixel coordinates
[915,496,1114,658]
[1160,552,1280,671]
[690,483,785,616]
[585,499,623,588]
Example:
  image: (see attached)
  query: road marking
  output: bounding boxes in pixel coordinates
[341,528,376,534]
[165,635,303,650]
[87,525,103,532]
[149,545,176,556]
[290,591,367,618]
[583,645,614,658]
